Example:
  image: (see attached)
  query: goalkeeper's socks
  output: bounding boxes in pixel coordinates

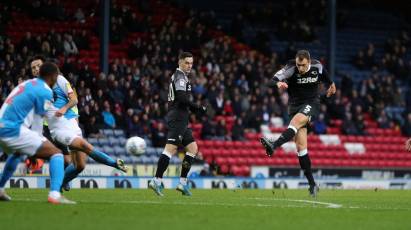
[274,125,297,147]
[155,151,171,179]
[298,150,316,187]
[89,149,117,168]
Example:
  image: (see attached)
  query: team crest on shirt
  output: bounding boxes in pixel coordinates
[311,71,318,75]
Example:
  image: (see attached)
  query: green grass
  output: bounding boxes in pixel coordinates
[1,189,411,230]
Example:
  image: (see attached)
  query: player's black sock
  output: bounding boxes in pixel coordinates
[298,154,316,187]
[180,154,195,178]
[155,153,170,178]
[274,126,297,147]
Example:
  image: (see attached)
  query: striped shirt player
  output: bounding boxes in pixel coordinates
[46,75,82,146]
[45,74,128,192]
[28,56,127,193]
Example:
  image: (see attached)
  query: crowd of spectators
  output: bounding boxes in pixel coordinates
[227,0,328,55]
[221,0,411,137]
[347,30,411,135]
[27,0,97,22]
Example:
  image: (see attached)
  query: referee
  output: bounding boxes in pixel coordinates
[260,50,336,197]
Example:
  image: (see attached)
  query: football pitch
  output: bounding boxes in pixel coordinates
[1,189,410,230]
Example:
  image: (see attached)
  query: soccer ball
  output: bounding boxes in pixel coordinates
[126,136,146,155]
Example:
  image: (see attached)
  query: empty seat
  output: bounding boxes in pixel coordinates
[146,147,157,155]
[98,138,110,146]
[87,137,98,146]
[102,129,114,136]
[114,146,126,155]
[149,155,160,164]
[118,137,127,146]
[170,156,181,164]
[114,129,125,137]
[135,156,144,164]
[103,146,115,156]
[108,136,121,146]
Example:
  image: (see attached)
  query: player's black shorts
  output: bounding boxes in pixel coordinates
[43,125,70,155]
[166,119,195,147]
[289,101,320,125]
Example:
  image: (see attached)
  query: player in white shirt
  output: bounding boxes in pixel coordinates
[30,57,127,191]
[0,62,75,204]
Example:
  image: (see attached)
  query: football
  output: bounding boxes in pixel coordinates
[125,136,146,155]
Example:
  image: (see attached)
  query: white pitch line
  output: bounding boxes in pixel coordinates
[12,198,338,209]
[87,200,308,208]
[248,197,343,208]
[11,198,411,211]
[275,199,343,208]
[12,198,308,208]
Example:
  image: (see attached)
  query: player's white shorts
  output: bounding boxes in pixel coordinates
[0,126,47,156]
[49,116,82,146]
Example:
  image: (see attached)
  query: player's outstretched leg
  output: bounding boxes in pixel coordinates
[0,154,22,201]
[260,137,279,157]
[149,149,174,196]
[261,125,297,157]
[70,138,128,172]
[261,113,309,157]
[89,148,127,172]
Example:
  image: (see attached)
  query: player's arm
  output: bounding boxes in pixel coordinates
[55,90,78,117]
[55,77,78,117]
[175,91,197,107]
[320,68,336,97]
[174,76,206,114]
[269,62,294,90]
[175,90,207,114]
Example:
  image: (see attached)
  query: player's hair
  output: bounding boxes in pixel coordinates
[295,50,311,61]
[39,62,59,79]
[178,51,193,60]
[28,55,46,65]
